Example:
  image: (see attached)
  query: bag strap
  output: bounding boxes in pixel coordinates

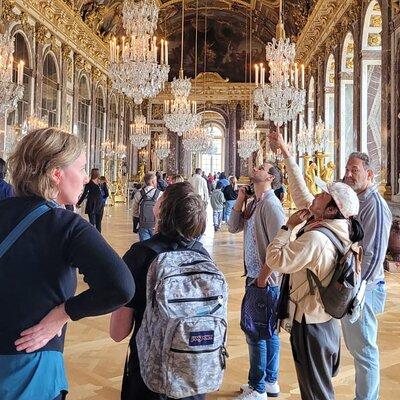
[0,203,54,259]
[151,189,160,201]
[313,226,346,255]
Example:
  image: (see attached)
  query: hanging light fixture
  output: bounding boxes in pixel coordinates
[155,130,170,160]
[129,108,151,149]
[164,0,201,135]
[0,24,24,115]
[109,0,169,104]
[253,0,306,128]
[238,7,260,160]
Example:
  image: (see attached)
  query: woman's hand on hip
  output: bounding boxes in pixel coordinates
[15,303,70,353]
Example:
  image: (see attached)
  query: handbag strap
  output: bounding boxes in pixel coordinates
[0,203,54,259]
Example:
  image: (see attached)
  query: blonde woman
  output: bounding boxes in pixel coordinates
[0,128,134,400]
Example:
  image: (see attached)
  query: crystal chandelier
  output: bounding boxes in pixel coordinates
[314,116,330,152]
[183,122,215,154]
[238,120,260,159]
[129,112,151,149]
[116,143,127,159]
[155,132,170,160]
[109,0,169,104]
[101,138,115,158]
[253,0,306,127]
[297,116,313,155]
[163,0,200,135]
[0,29,24,115]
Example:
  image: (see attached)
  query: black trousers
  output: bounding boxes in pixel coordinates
[88,207,104,233]
[290,317,340,400]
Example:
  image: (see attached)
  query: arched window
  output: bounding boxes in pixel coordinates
[340,32,355,176]
[41,53,59,126]
[199,122,224,174]
[8,32,31,129]
[360,0,382,179]
[93,86,105,170]
[324,54,335,162]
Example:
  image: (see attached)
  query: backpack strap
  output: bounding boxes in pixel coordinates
[0,203,54,259]
[313,226,346,255]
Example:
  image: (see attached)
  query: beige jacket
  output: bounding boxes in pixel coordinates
[266,156,352,324]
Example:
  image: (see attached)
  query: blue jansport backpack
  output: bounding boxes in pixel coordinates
[136,248,228,399]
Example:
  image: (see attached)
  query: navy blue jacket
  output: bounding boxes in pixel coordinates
[0,196,135,355]
[0,179,14,200]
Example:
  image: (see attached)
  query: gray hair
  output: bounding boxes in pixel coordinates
[348,152,372,170]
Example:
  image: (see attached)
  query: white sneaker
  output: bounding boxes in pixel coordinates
[240,382,280,397]
[265,381,280,397]
[234,389,268,400]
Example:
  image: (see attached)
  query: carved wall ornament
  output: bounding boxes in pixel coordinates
[35,24,49,44]
[370,15,383,28]
[368,33,382,47]
[2,0,16,22]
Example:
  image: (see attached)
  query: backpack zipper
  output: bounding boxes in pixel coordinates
[170,347,220,354]
[168,295,222,303]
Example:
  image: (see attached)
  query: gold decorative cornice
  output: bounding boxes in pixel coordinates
[12,0,108,74]
[35,23,49,44]
[296,0,358,66]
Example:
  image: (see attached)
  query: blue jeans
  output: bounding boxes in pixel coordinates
[245,282,280,394]
[341,281,386,400]
[138,227,154,242]
[213,210,223,229]
[224,200,236,221]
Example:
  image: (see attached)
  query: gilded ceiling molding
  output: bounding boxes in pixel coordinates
[10,0,108,74]
[296,0,358,66]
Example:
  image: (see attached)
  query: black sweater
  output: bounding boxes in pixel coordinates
[0,196,135,355]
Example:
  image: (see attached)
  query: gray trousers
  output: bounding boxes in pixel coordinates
[290,317,340,400]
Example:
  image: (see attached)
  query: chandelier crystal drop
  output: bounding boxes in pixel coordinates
[253,0,305,127]
[237,120,260,159]
[164,70,201,136]
[297,116,313,155]
[129,113,151,149]
[109,0,169,104]
[155,132,170,160]
[101,138,115,158]
[0,31,24,115]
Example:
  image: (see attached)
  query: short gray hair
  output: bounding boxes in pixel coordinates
[348,152,371,170]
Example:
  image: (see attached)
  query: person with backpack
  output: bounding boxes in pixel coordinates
[342,152,392,400]
[131,172,162,241]
[0,128,134,400]
[228,162,285,400]
[110,182,228,400]
[258,131,364,400]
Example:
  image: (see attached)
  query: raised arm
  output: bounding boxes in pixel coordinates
[268,132,314,209]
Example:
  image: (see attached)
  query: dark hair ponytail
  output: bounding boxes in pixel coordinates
[349,217,364,243]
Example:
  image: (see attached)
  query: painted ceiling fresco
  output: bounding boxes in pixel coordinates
[75,0,316,82]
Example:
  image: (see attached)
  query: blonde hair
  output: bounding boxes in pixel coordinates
[8,128,85,200]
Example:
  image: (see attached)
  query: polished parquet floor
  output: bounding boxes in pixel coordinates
[65,204,400,399]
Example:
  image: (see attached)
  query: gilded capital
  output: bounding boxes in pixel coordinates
[36,24,48,45]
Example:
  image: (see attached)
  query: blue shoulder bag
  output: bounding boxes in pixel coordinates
[0,203,54,258]
[240,279,280,340]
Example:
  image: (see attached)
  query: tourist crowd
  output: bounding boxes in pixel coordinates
[0,127,392,400]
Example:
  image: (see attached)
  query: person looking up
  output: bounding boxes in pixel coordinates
[228,162,285,400]
[261,131,364,400]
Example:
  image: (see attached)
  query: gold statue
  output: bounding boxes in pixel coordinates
[138,164,145,183]
[305,161,319,195]
[321,161,336,183]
